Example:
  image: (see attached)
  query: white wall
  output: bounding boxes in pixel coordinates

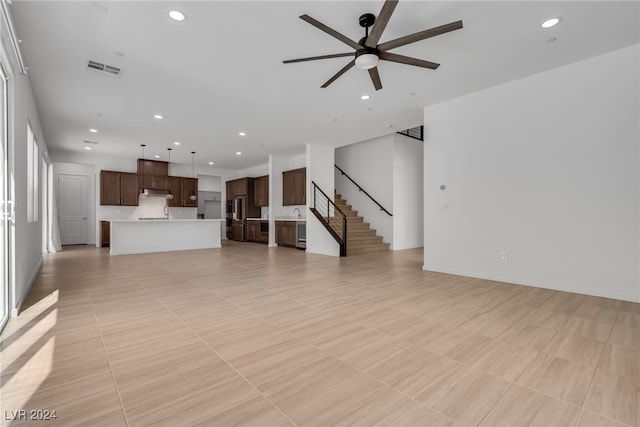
[335,135,394,245]
[306,143,339,257]
[423,44,640,302]
[197,174,222,192]
[238,163,269,178]
[393,134,424,250]
[8,71,49,314]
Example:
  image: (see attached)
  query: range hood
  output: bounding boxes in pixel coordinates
[139,188,171,198]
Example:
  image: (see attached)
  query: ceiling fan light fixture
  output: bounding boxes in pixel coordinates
[355,53,379,70]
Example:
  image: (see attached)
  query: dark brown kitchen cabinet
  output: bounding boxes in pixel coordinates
[247,221,268,243]
[100,170,121,205]
[137,159,168,177]
[120,173,139,206]
[100,221,110,248]
[247,221,259,242]
[182,178,198,207]
[226,178,249,199]
[275,220,297,247]
[101,170,140,206]
[282,167,306,206]
[139,175,168,190]
[167,177,183,207]
[254,175,269,207]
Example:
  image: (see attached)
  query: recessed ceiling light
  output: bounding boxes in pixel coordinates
[168,10,187,21]
[238,132,246,136]
[84,146,92,150]
[361,95,370,100]
[154,114,163,119]
[154,155,160,159]
[173,141,181,146]
[89,128,98,133]
[208,161,215,165]
[236,151,242,155]
[541,17,562,28]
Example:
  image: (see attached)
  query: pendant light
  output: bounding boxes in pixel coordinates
[139,144,147,198]
[166,148,174,200]
[189,151,197,201]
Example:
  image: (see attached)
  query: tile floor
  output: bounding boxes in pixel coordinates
[1,242,638,427]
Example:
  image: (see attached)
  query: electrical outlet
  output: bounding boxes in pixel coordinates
[501,251,509,261]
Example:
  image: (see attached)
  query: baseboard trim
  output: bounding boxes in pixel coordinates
[11,257,43,317]
[422,263,640,303]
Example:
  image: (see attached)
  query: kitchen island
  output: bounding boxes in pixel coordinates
[109,219,223,255]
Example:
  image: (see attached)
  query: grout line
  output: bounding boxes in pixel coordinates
[136,281,299,427]
[178,282,462,427]
[85,288,131,427]
[571,305,622,427]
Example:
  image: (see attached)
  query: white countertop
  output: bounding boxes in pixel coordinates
[107,219,224,223]
[246,218,267,221]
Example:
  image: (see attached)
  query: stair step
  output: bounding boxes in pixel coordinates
[347,243,390,256]
[347,229,376,237]
[348,235,383,245]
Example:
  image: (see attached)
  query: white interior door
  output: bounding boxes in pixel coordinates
[0,63,9,331]
[58,174,88,245]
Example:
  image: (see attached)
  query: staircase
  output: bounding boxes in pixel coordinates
[334,193,390,256]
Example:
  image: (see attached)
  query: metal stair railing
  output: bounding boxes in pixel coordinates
[309,181,347,257]
[334,165,392,216]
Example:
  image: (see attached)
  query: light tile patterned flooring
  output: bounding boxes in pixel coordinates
[1,242,639,427]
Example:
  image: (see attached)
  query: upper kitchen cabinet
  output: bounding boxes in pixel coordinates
[226,178,249,199]
[167,176,183,207]
[137,159,168,176]
[283,167,306,206]
[100,170,121,205]
[139,174,168,190]
[100,170,139,206]
[254,175,269,207]
[120,173,140,206]
[182,178,198,207]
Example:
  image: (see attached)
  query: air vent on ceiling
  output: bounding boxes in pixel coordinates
[87,60,122,78]
[83,140,99,145]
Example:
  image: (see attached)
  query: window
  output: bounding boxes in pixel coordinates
[27,123,38,223]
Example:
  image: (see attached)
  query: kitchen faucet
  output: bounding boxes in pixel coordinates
[293,207,300,218]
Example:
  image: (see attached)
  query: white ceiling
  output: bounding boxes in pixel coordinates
[9,1,640,170]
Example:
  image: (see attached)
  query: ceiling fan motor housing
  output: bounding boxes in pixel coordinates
[359,13,376,28]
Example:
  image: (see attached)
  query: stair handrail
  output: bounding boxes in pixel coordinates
[334,164,393,216]
[310,181,347,257]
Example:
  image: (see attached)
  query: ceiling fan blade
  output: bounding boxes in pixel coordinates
[283,53,354,64]
[321,60,355,88]
[368,67,383,91]
[365,0,399,48]
[378,20,463,52]
[300,15,361,50]
[380,52,440,69]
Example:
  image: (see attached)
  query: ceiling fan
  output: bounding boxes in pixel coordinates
[283,0,463,91]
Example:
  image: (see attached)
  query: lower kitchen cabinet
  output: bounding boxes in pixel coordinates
[100,221,110,248]
[275,221,297,247]
[247,221,268,243]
